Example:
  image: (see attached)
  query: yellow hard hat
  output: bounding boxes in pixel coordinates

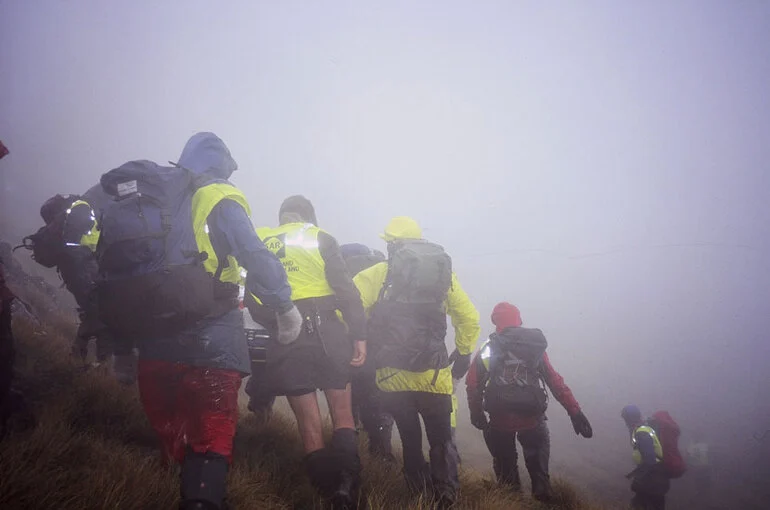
[380,216,422,241]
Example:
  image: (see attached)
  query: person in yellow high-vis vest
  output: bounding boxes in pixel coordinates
[353,216,481,509]
[247,195,367,509]
[58,195,115,366]
[622,405,670,510]
[131,133,300,510]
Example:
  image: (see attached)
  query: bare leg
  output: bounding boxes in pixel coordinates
[288,391,325,454]
[324,384,356,431]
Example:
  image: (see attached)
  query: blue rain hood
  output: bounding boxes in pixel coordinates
[177,132,237,179]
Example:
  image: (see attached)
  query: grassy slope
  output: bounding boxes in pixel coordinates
[0,275,610,510]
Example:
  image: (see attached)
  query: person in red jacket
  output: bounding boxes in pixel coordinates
[465,302,593,501]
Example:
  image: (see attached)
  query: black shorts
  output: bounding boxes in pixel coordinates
[266,316,353,396]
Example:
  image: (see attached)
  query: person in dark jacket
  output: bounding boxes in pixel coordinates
[26,194,114,365]
[0,255,34,440]
[135,133,301,510]
[340,243,395,462]
[622,405,670,510]
[0,258,17,439]
[249,198,367,509]
[466,302,593,501]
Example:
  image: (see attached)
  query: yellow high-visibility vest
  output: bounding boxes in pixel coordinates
[255,222,334,300]
[191,182,251,283]
[67,199,100,251]
[632,425,664,465]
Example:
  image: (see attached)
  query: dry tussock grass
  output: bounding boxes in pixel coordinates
[0,281,612,509]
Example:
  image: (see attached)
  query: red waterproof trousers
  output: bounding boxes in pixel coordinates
[137,359,242,465]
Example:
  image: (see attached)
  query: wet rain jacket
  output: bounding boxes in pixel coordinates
[137,133,293,374]
[354,261,480,395]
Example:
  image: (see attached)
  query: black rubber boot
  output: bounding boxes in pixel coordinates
[179,451,229,510]
[330,470,357,510]
[305,449,337,497]
[329,428,361,509]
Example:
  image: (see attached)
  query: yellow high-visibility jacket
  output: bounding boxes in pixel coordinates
[354,262,480,395]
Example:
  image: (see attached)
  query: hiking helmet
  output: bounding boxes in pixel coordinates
[380,216,422,242]
[279,195,318,226]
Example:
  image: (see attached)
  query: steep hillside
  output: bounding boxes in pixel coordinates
[0,259,608,510]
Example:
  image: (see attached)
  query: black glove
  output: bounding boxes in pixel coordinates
[570,410,593,438]
[451,351,471,380]
[470,409,488,431]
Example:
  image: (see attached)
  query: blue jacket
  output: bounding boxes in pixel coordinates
[138,132,292,374]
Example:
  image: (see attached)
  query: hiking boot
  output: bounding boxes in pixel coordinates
[330,471,357,510]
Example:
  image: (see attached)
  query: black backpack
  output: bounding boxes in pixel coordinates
[483,328,549,416]
[368,240,453,378]
[17,194,80,268]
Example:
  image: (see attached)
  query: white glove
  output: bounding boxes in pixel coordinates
[276,305,302,345]
[113,351,137,385]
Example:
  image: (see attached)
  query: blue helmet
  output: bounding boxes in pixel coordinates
[621,404,642,425]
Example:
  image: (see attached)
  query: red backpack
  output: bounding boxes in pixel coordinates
[649,410,687,478]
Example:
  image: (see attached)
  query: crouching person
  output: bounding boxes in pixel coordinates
[466,302,593,502]
[95,132,300,510]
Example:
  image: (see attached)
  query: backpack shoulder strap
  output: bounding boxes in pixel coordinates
[377,248,396,302]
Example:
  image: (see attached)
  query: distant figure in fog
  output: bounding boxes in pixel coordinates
[466,302,593,502]
[621,405,671,510]
[685,429,711,497]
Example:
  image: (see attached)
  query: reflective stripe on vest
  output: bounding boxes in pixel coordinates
[191,182,251,284]
[451,393,458,429]
[67,200,100,252]
[256,222,334,301]
[480,340,492,370]
[632,425,664,465]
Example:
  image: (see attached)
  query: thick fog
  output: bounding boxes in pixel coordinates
[2,1,769,507]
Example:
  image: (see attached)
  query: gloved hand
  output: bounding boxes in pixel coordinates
[450,350,471,380]
[470,409,488,431]
[570,410,593,438]
[276,305,302,345]
[113,351,137,385]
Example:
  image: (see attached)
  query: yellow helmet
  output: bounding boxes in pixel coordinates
[380,216,422,241]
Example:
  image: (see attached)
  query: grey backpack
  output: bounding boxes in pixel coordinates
[369,240,453,378]
[382,240,452,304]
